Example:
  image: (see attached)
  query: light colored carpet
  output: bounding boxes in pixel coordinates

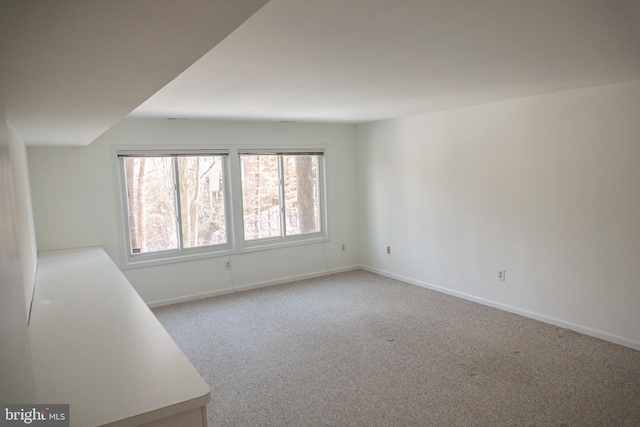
[152,270,640,426]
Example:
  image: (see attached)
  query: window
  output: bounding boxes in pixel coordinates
[117,147,325,266]
[118,151,229,259]
[240,151,323,242]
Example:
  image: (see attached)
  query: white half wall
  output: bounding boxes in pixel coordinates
[28,119,359,305]
[7,122,38,314]
[357,80,640,349]
[0,108,36,402]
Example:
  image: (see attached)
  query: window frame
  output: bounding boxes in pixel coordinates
[237,148,326,248]
[115,145,328,268]
[116,147,232,267]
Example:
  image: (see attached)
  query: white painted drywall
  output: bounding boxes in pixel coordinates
[357,80,640,348]
[7,123,38,313]
[28,119,359,305]
[0,110,36,402]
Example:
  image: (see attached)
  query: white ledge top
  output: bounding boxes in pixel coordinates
[29,247,211,427]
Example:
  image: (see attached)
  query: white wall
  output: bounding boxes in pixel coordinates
[28,119,359,305]
[8,123,38,312]
[357,80,640,349]
[0,109,36,402]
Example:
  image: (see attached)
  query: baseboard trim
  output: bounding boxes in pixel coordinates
[147,264,360,308]
[360,264,640,351]
[232,265,360,293]
[147,288,236,308]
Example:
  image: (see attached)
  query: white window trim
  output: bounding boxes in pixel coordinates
[114,145,329,269]
[236,148,327,247]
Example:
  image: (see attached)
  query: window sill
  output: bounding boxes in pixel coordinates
[122,247,232,270]
[241,234,327,253]
[121,236,328,269]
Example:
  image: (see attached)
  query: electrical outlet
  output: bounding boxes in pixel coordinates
[341,244,346,252]
[498,269,506,281]
[225,261,231,270]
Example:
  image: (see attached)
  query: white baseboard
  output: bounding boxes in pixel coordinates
[146,264,360,308]
[360,264,640,352]
[232,264,359,293]
[147,288,236,308]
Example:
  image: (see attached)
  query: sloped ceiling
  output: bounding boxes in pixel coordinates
[2,1,639,146]
[132,0,640,123]
[0,0,269,146]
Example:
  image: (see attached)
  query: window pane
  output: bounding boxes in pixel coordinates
[178,156,227,248]
[240,155,281,240]
[123,157,177,254]
[283,155,320,235]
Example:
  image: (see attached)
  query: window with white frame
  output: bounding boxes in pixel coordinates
[117,147,325,265]
[118,150,229,259]
[239,150,324,242]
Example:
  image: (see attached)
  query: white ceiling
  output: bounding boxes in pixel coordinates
[0,0,269,146]
[132,0,640,123]
[2,1,639,146]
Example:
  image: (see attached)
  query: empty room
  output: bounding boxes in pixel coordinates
[1,1,639,426]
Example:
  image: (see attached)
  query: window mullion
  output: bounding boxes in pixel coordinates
[172,156,184,251]
[278,155,286,238]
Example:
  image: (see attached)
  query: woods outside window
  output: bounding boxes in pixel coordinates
[239,151,323,242]
[117,147,325,266]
